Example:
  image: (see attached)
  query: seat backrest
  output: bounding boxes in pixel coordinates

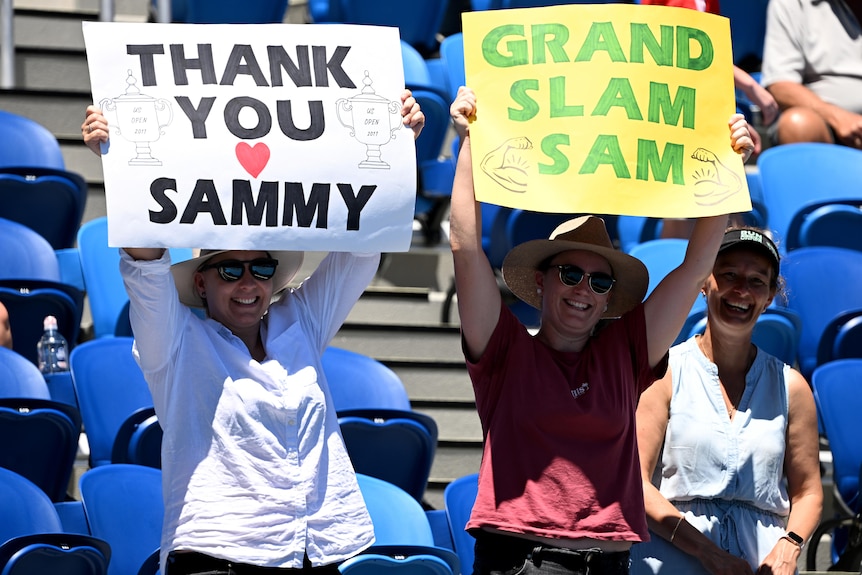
[76,217,129,340]
[0,286,80,366]
[111,407,163,469]
[185,0,287,22]
[443,473,479,575]
[0,398,81,502]
[780,247,862,379]
[816,308,862,367]
[79,464,164,575]
[0,466,63,542]
[322,347,410,412]
[356,473,436,546]
[0,217,61,282]
[338,553,454,575]
[833,316,862,363]
[331,0,449,54]
[439,33,464,103]
[339,409,437,502]
[0,169,88,249]
[812,359,862,512]
[0,346,51,399]
[412,89,451,168]
[626,238,689,297]
[69,337,155,467]
[401,40,433,92]
[76,217,193,339]
[757,143,862,252]
[795,203,862,253]
[0,535,111,575]
[750,312,801,367]
[0,111,65,170]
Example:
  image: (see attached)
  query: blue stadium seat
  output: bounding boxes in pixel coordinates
[352,473,460,574]
[0,397,81,502]
[69,337,155,468]
[812,359,862,516]
[789,203,862,253]
[0,286,81,366]
[0,110,65,170]
[0,168,87,250]
[0,345,51,400]
[339,409,437,503]
[781,247,862,380]
[444,473,479,575]
[757,143,862,253]
[77,217,192,339]
[0,467,110,575]
[79,464,163,575]
[817,309,862,368]
[322,346,411,412]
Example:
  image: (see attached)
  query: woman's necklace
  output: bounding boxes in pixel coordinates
[697,335,749,418]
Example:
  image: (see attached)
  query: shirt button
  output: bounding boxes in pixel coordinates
[288,419,296,426]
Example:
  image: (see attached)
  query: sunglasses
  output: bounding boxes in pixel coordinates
[554,265,615,295]
[199,258,279,282]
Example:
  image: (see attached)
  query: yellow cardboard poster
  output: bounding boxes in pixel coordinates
[463,4,750,217]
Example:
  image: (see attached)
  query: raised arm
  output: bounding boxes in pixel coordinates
[643,114,753,367]
[449,87,502,361]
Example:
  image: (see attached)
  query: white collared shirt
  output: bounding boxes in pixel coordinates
[120,249,378,569]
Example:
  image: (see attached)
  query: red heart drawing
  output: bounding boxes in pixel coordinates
[235,142,270,179]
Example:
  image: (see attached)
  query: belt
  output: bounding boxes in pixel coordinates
[166,551,340,575]
[530,545,630,572]
[472,530,630,574]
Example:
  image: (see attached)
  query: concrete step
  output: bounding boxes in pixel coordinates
[15,47,90,92]
[0,88,94,138]
[331,324,462,364]
[60,138,104,184]
[13,8,95,51]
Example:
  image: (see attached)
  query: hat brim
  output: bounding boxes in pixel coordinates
[170,250,305,308]
[502,239,649,318]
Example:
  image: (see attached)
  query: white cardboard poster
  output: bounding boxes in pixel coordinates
[83,22,417,252]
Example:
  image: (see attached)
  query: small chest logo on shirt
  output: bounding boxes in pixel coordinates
[571,382,590,399]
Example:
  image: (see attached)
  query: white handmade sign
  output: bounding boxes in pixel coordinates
[83,22,416,251]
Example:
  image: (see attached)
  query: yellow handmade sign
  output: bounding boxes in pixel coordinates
[462,4,750,217]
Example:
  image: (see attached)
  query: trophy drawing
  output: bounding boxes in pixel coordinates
[335,71,401,169]
[100,70,173,166]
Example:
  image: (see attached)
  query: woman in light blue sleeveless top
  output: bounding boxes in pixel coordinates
[631,228,822,575]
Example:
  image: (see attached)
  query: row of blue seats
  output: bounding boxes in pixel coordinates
[0,461,479,575]
[8,349,862,575]
[0,336,438,499]
[5,341,862,575]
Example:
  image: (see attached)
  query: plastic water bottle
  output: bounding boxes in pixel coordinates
[37,315,69,374]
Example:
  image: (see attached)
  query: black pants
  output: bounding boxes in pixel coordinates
[471,530,631,575]
[166,551,341,575]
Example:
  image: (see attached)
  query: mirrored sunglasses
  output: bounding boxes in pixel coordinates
[199,258,279,282]
[555,264,615,295]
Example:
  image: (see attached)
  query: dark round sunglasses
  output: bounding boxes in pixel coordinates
[199,257,279,282]
[554,264,615,295]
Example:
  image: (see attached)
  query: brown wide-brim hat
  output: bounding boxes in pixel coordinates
[502,215,649,318]
[170,249,304,308]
